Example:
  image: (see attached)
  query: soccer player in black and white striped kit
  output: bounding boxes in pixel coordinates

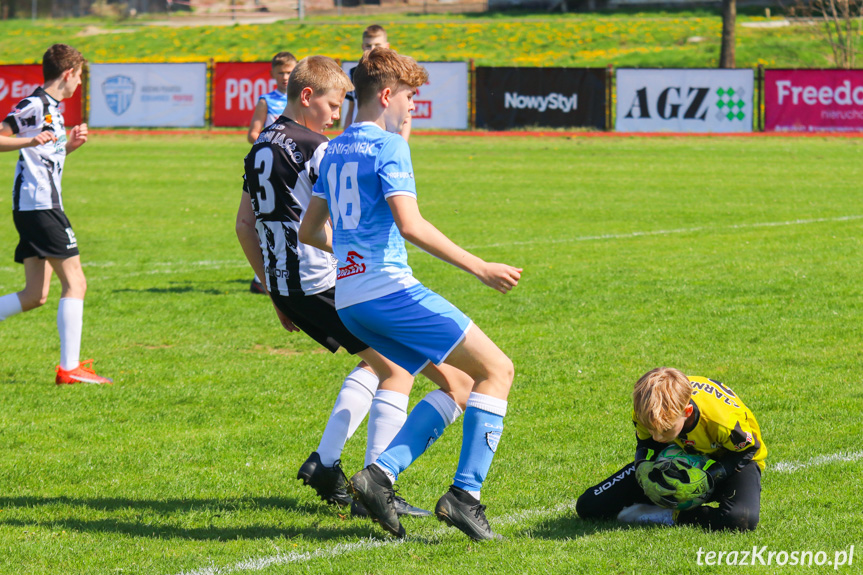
[235,55,472,516]
[0,44,112,385]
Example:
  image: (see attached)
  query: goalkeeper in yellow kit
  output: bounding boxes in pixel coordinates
[576,367,766,531]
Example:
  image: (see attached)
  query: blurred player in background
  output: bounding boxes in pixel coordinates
[343,25,411,141]
[0,44,112,385]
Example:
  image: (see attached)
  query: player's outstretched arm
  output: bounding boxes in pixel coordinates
[247,100,269,144]
[298,196,334,254]
[0,122,57,152]
[388,195,521,294]
[66,123,88,153]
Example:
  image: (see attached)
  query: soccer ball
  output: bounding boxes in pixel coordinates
[657,444,710,469]
[646,445,714,511]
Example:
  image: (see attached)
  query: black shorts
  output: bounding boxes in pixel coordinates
[13,209,80,264]
[270,287,369,355]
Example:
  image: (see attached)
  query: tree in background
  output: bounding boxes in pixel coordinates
[719,0,736,68]
[796,0,862,68]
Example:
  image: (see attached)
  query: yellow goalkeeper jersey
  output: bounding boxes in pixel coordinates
[634,376,767,471]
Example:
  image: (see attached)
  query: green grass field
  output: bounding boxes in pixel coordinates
[1,133,862,574]
[0,11,836,68]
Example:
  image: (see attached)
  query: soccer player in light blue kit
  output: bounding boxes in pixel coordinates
[299,48,521,541]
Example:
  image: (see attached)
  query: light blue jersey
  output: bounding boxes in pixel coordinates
[259,89,287,126]
[312,122,420,309]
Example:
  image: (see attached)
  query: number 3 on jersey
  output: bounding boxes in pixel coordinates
[252,147,276,214]
[326,161,361,230]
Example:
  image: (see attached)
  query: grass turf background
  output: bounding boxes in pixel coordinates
[0,12,842,69]
[0,134,861,573]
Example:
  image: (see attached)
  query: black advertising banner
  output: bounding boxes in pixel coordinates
[475,67,606,130]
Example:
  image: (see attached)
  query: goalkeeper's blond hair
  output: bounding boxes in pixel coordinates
[633,367,692,432]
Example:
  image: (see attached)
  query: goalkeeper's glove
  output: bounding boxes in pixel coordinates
[635,460,676,506]
[637,459,714,510]
[702,458,728,487]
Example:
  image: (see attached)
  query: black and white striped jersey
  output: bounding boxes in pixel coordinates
[243,116,337,297]
[4,87,68,212]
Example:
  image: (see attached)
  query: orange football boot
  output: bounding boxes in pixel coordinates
[55,359,113,385]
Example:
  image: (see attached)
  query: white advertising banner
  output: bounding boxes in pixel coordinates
[89,63,207,128]
[341,61,468,130]
[616,69,754,133]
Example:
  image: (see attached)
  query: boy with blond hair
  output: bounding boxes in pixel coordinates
[236,55,468,518]
[300,48,521,541]
[576,367,766,531]
[0,44,112,385]
[344,25,411,140]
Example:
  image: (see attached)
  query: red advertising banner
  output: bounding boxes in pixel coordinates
[212,62,276,127]
[765,69,863,132]
[0,64,83,127]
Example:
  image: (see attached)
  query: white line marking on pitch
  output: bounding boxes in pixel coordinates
[170,448,863,575]
[772,450,863,473]
[2,214,859,281]
[172,501,580,575]
[469,214,863,250]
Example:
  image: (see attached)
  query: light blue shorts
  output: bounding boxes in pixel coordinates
[337,283,472,376]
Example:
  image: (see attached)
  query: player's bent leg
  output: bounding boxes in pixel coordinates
[441,325,514,401]
[434,326,513,540]
[17,257,53,311]
[676,462,761,531]
[347,349,429,521]
[576,462,650,521]
[316,363,378,466]
[49,255,86,300]
[356,348,414,466]
[419,362,473,410]
[300,364,378,509]
[48,256,111,384]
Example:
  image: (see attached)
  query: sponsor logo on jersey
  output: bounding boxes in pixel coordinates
[265,266,289,279]
[504,92,578,113]
[328,141,376,156]
[385,171,413,179]
[735,432,754,450]
[337,251,366,279]
[103,75,135,116]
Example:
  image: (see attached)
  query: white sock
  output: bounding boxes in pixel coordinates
[57,298,84,370]
[0,293,23,321]
[365,389,409,468]
[316,367,378,466]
